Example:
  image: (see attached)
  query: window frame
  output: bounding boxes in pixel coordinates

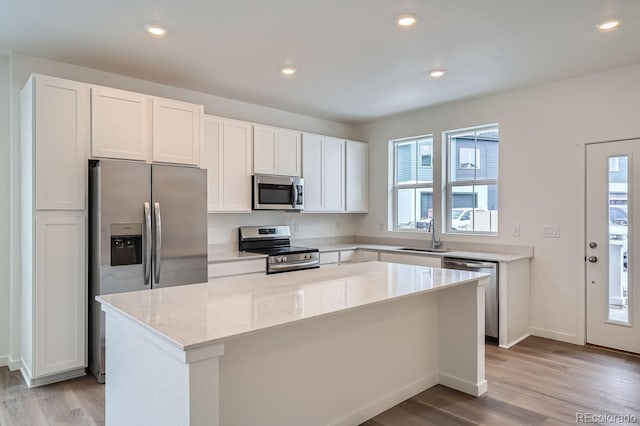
[444,124,499,235]
[391,135,434,232]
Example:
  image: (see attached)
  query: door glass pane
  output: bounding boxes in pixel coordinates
[396,188,433,230]
[608,155,629,323]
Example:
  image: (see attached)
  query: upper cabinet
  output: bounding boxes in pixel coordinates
[23,74,89,210]
[345,140,368,213]
[202,115,253,213]
[90,86,202,166]
[253,125,301,176]
[152,98,202,166]
[91,86,150,162]
[302,133,345,213]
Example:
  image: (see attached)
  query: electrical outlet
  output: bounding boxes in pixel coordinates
[512,225,520,236]
[293,222,300,232]
[335,221,340,231]
[543,225,560,238]
[379,222,385,231]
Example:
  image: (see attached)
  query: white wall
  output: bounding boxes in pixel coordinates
[355,63,640,345]
[4,52,363,365]
[0,55,10,364]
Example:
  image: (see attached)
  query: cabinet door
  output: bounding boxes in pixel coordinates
[34,213,86,377]
[379,252,441,268]
[91,86,150,161]
[253,125,278,175]
[34,76,89,210]
[202,115,224,211]
[223,119,253,212]
[277,129,301,177]
[302,133,324,211]
[323,137,346,212]
[346,141,368,212]
[152,98,202,166]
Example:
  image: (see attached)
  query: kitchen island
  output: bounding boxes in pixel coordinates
[97,261,489,426]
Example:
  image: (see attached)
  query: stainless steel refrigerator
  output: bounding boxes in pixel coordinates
[88,159,207,383]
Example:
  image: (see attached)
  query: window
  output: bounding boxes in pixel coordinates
[459,148,480,169]
[445,124,499,234]
[392,135,434,231]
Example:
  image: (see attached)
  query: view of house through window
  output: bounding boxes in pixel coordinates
[391,125,499,234]
[393,136,434,230]
[446,125,499,233]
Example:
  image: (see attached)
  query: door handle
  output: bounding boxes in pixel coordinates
[588,256,598,263]
[290,183,298,208]
[144,202,152,285]
[154,202,162,284]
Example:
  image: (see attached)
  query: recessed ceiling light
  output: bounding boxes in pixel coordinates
[397,14,417,27]
[597,19,620,31]
[281,66,297,76]
[429,69,445,78]
[145,25,167,37]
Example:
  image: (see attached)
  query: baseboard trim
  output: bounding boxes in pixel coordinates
[530,327,580,345]
[329,372,439,426]
[20,362,86,388]
[500,333,531,349]
[439,372,487,396]
[0,355,8,367]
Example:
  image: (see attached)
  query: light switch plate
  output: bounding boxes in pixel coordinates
[543,225,560,238]
[512,225,520,236]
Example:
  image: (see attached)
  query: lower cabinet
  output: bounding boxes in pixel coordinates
[208,258,266,280]
[22,212,86,386]
[378,252,442,268]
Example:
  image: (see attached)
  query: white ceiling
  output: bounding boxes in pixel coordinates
[1,0,639,124]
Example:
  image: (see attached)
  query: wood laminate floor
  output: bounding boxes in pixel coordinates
[1,337,639,425]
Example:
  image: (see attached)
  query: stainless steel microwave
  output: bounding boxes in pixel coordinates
[253,175,304,210]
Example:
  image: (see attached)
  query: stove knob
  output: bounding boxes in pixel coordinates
[282,256,287,262]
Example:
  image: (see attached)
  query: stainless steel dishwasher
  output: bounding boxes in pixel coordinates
[443,257,499,342]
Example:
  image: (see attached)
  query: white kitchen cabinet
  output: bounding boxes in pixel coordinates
[20,212,87,386]
[91,86,203,166]
[360,250,379,262]
[202,115,253,212]
[379,252,442,268]
[91,86,150,161]
[301,133,323,211]
[302,133,345,212]
[20,75,88,387]
[22,75,89,210]
[345,140,368,212]
[208,258,266,279]
[152,98,202,166]
[253,124,301,176]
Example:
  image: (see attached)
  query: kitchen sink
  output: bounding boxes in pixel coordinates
[399,247,452,253]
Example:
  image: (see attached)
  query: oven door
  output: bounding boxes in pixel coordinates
[253,175,304,210]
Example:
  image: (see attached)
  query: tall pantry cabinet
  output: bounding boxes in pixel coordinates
[20,74,88,386]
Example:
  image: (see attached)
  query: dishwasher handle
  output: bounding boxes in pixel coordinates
[444,259,496,269]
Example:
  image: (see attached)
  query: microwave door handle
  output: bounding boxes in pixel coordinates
[143,202,152,285]
[290,183,298,208]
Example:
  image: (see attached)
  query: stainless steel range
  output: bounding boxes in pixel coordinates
[239,226,320,274]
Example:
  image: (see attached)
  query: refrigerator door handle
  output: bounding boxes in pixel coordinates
[144,202,152,285]
[154,202,162,284]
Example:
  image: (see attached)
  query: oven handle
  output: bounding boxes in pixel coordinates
[290,183,298,208]
[270,260,319,270]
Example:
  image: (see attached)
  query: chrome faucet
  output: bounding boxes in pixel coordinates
[428,218,442,249]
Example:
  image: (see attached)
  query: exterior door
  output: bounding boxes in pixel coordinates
[586,139,639,353]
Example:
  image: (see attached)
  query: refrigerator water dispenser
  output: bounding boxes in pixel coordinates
[110,223,142,266]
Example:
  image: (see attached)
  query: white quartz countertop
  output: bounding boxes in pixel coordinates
[97,261,488,351]
[314,243,532,263]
